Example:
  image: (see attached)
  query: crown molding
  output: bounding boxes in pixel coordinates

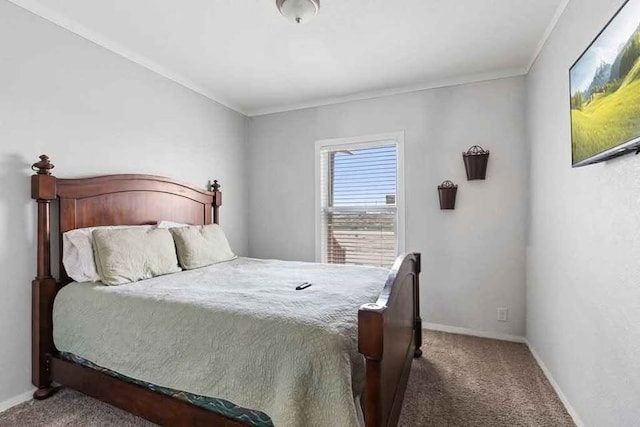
[526,0,571,71]
[247,67,528,116]
[9,0,563,118]
[7,0,248,115]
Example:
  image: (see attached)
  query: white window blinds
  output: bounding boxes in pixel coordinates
[319,141,400,268]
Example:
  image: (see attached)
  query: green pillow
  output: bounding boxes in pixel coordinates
[170,224,236,270]
[92,228,181,285]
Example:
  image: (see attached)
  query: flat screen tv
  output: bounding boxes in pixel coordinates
[570,0,640,167]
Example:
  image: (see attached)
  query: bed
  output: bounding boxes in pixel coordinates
[30,154,423,427]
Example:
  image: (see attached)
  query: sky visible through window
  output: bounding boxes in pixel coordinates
[332,144,397,207]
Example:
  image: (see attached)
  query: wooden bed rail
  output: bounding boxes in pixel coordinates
[358,253,422,427]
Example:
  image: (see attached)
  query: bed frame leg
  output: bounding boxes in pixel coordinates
[413,253,423,359]
[414,320,423,358]
[33,386,60,400]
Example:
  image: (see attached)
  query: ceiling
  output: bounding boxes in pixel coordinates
[9,0,568,116]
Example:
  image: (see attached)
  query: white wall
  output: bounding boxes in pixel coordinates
[248,77,528,338]
[526,0,640,425]
[0,2,248,403]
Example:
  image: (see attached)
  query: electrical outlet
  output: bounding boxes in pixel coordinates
[497,307,508,322]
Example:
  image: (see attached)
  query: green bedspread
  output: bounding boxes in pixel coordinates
[53,257,388,427]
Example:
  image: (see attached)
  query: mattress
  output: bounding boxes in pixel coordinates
[53,257,388,427]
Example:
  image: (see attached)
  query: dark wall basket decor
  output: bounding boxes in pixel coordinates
[438,180,458,210]
[463,145,490,180]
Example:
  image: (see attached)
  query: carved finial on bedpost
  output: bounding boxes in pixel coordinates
[210,180,222,225]
[31,154,54,175]
[31,154,56,277]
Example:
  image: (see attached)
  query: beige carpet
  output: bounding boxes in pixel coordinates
[0,331,574,427]
[398,331,574,426]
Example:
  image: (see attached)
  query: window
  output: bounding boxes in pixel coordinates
[316,132,405,268]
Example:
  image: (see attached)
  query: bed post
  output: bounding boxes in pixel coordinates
[31,155,59,400]
[359,253,422,427]
[211,180,222,224]
[359,304,385,426]
[414,253,423,358]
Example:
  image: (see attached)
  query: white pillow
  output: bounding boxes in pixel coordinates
[62,225,152,282]
[156,220,190,229]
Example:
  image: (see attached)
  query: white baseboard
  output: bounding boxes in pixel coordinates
[526,343,585,427]
[0,389,34,413]
[424,322,526,343]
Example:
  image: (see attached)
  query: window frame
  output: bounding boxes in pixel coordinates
[314,131,406,264]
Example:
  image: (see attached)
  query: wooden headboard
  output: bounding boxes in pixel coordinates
[30,154,222,285]
[29,154,223,394]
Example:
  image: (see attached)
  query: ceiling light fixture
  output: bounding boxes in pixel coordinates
[276,0,320,24]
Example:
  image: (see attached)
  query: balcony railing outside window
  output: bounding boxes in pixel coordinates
[319,143,398,268]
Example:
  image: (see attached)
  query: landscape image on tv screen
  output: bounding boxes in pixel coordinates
[570,0,640,166]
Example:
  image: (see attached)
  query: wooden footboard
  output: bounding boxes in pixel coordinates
[359,253,422,427]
